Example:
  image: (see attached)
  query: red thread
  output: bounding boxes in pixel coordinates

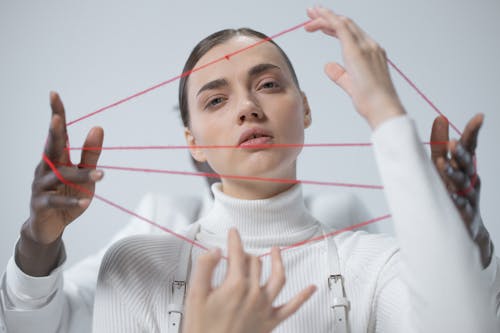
[66,20,312,127]
[387,59,462,136]
[42,153,211,252]
[70,163,384,190]
[65,141,447,152]
[44,153,389,258]
[62,18,463,150]
[259,214,392,258]
[43,17,468,260]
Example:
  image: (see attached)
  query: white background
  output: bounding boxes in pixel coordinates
[1,0,499,269]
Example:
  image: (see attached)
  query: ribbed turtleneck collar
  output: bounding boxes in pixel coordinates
[196,183,320,249]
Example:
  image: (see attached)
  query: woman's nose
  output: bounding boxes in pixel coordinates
[236,96,264,124]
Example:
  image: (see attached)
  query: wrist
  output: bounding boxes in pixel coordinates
[475,226,493,269]
[16,220,64,277]
[361,95,406,130]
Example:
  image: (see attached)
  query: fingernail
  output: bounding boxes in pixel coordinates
[79,198,91,208]
[90,170,104,181]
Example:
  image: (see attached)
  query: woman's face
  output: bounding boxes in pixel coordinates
[185,35,311,183]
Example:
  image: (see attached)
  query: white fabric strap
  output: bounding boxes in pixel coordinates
[324,228,350,333]
[167,224,200,333]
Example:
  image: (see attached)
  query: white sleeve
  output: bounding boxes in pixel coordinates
[371,252,415,333]
[371,115,499,332]
[0,193,161,333]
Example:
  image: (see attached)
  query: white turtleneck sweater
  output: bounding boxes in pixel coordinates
[92,116,500,333]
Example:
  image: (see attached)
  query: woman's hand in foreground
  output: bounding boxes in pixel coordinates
[430,114,493,268]
[182,229,316,333]
[305,6,405,129]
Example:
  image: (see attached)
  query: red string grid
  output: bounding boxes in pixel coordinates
[42,16,468,259]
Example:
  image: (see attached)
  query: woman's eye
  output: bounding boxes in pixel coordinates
[260,81,279,90]
[206,97,225,109]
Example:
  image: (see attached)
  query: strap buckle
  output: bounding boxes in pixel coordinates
[171,280,186,295]
[328,274,350,310]
[328,274,343,289]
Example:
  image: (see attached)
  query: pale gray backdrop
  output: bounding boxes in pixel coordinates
[1,0,499,269]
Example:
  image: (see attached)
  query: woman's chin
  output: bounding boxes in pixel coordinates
[229,157,296,181]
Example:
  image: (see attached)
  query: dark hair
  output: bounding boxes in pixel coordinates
[178,28,300,127]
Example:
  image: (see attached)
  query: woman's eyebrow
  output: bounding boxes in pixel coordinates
[248,63,281,78]
[196,63,281,97]
[197,78,228,97]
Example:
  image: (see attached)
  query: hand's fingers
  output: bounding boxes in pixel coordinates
[305,8,338,37]
[314,7,371,46]
[32,193,90,211]
[79,127,104,168]
[444,162,469,190]
[459,113,484,153]
[273,285,317,322]
[451,192,468,209]
[50,91,67,125]
[445,158,478,205]
[189,248,222,299]
[435,157,455,192]
[430,116,449,163]
[265,247,286,301]
[304,7,356,46]
[43,114,68,169]
[324,62,353,96]
[227,228,248,279]
[33,167,104,192]
[249,256,262,289]
[47,92,71,164]
[451,142,476,177]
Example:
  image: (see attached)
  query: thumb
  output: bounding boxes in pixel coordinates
[80,127,104,168]
[324,62,353,96]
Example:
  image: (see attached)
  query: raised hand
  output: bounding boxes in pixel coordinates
[305,6,405,129]
[182,229,316,333]
[17,92,104,276]
[430,114,493,268]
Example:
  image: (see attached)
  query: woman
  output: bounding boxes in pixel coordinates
[52,6,495,333]
[88,7,498,333]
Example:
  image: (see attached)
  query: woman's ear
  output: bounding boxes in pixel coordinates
[301,91,312,128]
[184,127,207,162]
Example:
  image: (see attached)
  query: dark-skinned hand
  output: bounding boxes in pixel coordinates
[16,92,104,276]
[430,114,493,268]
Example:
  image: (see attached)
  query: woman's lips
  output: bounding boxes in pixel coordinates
[239,136,273,148]
[238,127,274,147]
